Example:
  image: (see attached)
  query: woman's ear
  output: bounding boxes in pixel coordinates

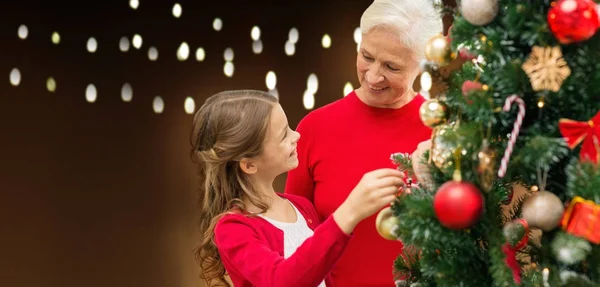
[239,158,258,174]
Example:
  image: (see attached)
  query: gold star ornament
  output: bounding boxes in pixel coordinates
[521,46,571,92]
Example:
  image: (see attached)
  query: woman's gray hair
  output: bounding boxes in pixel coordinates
[360,0,443,60]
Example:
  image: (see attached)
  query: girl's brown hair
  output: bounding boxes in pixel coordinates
[190,90,278,286]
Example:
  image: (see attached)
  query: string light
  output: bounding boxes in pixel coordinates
[184,97,195,114]
[195,47,206,61]
[252,40,263,54]
[288,28,299,44]
[538,97,545,108]
[321,34,331,48]
[9,68,21,86]
[266,71,277,90]
[153,96,165,114]
[213,18,223,31]
[46,77,57,92]
[250,26,261,41]
[343,82,354,96]
[51,32,60,44]
[420,71,432,91]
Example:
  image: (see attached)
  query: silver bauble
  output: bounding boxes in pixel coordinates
[521,191,564,231]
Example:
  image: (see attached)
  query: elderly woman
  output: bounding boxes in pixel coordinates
[285,1,443,286]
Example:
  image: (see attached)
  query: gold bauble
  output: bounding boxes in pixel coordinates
[521,191,565,231]
[431,125,457,174]
[425,34,455,66]
[475,142,496,192]
[375,206,400,240]
[419,99,449,128]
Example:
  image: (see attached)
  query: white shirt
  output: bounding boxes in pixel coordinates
[259,201,326,287]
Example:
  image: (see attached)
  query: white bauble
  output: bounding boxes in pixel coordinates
[460,0,499,26]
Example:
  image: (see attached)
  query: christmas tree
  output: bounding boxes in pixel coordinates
[376,0,600,286]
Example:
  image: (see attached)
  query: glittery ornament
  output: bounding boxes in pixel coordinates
[521,191,565,231]
[548,0,600,44]
[376,206,400,240]
[419,99,449,128]
[431,125,458,174]
[460,0,499,26]
[425,34,455,66]
[475,140,496,192]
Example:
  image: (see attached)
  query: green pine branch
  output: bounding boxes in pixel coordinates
[391,0,600,285]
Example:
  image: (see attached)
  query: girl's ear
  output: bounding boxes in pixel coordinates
[239,158,258,174]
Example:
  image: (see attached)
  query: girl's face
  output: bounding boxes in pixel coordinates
[252,103,300,179]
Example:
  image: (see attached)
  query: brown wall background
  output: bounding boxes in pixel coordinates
[0,1,453,286]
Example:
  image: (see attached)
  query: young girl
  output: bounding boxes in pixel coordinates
[191,90,405,287]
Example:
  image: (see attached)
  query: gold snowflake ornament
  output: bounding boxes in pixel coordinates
[522,46,571,92]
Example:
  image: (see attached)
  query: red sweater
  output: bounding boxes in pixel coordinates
[285,91,431,287]
[214,193,352,287]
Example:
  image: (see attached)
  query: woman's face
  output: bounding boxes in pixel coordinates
[356,26,420,108]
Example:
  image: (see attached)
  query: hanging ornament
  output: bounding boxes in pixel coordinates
[376,206,401,240]
[460,0,499,26]
[502,219,530,284]
[431,124,458,174]
[434,147,484,230]
[434,181,484,230]
[425,34,455,67]
[521,165,565,231]
[522,46,571,93]
[521,190,565,231]
[548,0,600,44]
[458,48,477,62]
[561,196,600,244]
[558,110,600,164]
[498,95,526,178]
[461,80,484,97]
[503,219,530,249]
[419,99,449,128]
[461,80,488,105]
[475,139,496,192]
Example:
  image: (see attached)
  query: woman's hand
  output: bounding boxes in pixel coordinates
[333,168,405,234]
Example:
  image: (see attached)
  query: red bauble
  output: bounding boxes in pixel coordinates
[548,0,600,44]
[461,80,484,96]
[433,181,484,229]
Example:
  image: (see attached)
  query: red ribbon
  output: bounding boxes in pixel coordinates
[502,243,522,284]
[558,111,600,164]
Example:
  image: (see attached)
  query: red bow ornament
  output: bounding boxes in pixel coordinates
[558,111,600,164]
